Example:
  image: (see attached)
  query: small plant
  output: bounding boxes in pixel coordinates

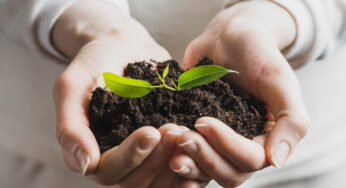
[103,64,238,98]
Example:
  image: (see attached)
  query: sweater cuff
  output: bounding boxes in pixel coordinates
[224,0,247,8]
[270,0,314,68]
[37,0,130,62]
[225,0,315,69]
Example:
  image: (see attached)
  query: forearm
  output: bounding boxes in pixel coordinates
[52,0,152,59]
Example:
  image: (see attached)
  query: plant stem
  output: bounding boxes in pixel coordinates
[171,80,178,90]
[152,84,177,91]
[154,68,178,91]
[152,85,165,89]
[156,73,164,82]
[164,85,178,91]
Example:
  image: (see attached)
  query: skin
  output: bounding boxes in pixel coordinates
[170,1,311,187]
[53,0,311,187]
[52,0,200,187]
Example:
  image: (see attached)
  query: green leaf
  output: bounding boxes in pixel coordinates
[178,65,238,90]
[162,64,169,79]
[103,72,152,98]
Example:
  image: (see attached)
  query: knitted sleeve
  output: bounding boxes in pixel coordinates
[0,0,129,60]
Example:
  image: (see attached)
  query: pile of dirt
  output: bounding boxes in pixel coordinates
[89,58,267,153]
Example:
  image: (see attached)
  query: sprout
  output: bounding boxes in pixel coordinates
[103,64,238,98]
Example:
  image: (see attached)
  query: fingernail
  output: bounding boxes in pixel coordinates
[195,123,208,128]
[195,123,210,137]
[163,131,181,149]
[172,165,190,175]
[178,140,198,154]
[138,135,160,151]
[272,142,290,168]
[75,148,90,175]
[167,131,181,136]
[180,126,190,132]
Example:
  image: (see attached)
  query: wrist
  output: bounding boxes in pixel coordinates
[52,0,152,59]
[222,1,297,50]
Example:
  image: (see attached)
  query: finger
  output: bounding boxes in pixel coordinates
[180,125,190,132]
[119,123,182,188]
[253,134,268,147]
[176,179,203,188]
[149,168,178,188]
[266,112,310,168]
[264,121,275,133]
[265,106,275,121]
[255,52,311,168]
[89,126,160,185]
[194,117,267,172]
[177,131,252,187]
[182,39,207,70]
[54,65,101,175]
[169,153,210,181]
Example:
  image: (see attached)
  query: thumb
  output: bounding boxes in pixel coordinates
[257,54,310,168]
[182,39,207,70]
[266,111,310,168]
[53,66,100,175]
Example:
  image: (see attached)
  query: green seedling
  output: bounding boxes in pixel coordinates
[103,64,239,98]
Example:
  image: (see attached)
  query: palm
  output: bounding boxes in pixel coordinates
[183,19,309,170]
[53,36,200,186]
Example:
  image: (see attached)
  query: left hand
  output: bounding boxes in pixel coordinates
[169,1,310,187]
[52,1,202,187]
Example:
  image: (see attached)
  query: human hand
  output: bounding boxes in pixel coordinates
[172,1,311,187]
[52,1,201,187]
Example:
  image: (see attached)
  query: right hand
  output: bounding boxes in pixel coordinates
[170,1,311,186]
[52,1,201,187]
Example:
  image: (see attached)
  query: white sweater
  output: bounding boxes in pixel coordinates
[1,0,346,66]
[1,0,346,187]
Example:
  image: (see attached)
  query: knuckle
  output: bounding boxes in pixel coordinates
[56,125,68,147]
[55,74,72,90]
[53,74,72,99]
[202,158,217,172]
[258,63,283,81]
[123,132,159,168]
[181,131,202,145]
[56,124,75,150]
[120,155,140,172]
[291,116,311,139]
[125,147,146,168]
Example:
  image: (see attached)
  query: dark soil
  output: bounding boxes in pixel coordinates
[89,58,267,153]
